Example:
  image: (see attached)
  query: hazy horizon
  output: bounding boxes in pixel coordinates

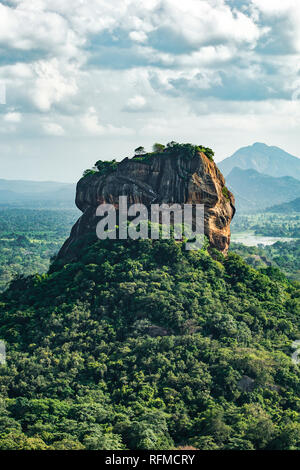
[0,140,299,184]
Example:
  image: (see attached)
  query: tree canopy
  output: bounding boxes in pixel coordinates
[0,235,299,450]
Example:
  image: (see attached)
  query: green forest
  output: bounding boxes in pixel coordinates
[1,0,300,454]
[231,213,300,239]
[0,208,78,292]
[0,232,299,450]
[230,240,300,281]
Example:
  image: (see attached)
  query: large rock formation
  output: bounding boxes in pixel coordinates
[57,149,235,263]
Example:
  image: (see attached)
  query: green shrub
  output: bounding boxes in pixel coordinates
[222,186,231,200]
[83,159,118,178]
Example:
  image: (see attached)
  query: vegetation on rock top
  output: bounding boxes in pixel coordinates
[82,142,215,178]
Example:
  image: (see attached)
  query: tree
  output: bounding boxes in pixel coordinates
[166,141,178,148]
[94,159,118,174]
[134,146,146,156]
[152,143,165,153]
[197,146,214,161]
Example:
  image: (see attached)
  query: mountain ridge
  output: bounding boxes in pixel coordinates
[226,167,300,212]
[0,178,75,193]
[0,179,76,207]
[219,142,300,180]
[266,197,300,213]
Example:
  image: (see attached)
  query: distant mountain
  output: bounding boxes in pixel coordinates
[0,179,75,207]
[226,167,300,212]
[266,197,300,213]
[219,142,300,180]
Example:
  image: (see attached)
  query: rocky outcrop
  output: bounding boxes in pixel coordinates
[57,149,235,263]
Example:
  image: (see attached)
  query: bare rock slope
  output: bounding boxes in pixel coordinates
[57,148,235,262]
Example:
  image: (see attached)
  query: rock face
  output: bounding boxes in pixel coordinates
[57,150,235,262]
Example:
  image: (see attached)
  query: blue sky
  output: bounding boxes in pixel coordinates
[0,0,300,182]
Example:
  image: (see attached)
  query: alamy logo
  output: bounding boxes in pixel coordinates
[0,82,6,105]
[292,340,300,365]
[292,79,300,101]
[0,341,6,365]
[96,196,204,250]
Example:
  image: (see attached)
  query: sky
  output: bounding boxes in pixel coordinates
[0,0,300,182]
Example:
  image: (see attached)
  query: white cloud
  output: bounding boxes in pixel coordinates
[81,106,104,135]
[30,59,78,112]
[159,0,260,47]
[1,0,261,61]
[251,0,297,15]
[43,122,65,136]
[81,106,133,136]
[251,0,300,53]
[0,0,300,181]
[123,95,148,112]
[0,2,71,53]
[129,31,147,43]
[3,111,22,122]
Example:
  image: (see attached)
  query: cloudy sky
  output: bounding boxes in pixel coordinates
[1,0,300,182]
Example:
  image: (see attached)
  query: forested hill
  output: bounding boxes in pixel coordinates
[267,197,300,213]
[226,167,300,212]
[0,237,299,450]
